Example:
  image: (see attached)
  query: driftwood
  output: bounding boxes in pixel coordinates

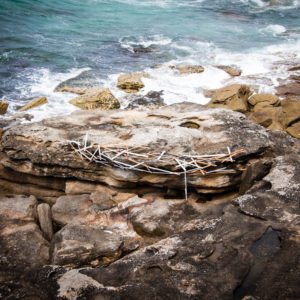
[69,134,245,199]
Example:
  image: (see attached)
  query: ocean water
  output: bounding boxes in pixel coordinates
[0,0,299,120]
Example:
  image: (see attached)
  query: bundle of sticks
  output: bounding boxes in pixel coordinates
[69,134,245,199]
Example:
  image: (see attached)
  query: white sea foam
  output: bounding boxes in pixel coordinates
[119,35,172,53]
[15,67,91,122]
[12,38,300,122]
[260,24,287,36]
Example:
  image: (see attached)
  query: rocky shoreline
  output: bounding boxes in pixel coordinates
[1,66,300,299]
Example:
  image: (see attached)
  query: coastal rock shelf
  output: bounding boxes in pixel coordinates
[0,103,300,299]
[0,103,271,197]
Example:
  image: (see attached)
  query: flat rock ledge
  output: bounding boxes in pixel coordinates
[0,103,300,300]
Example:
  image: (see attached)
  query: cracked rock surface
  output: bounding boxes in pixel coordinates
[0,103,299,299]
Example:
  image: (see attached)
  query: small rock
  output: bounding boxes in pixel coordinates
[174,65,204,74]
[69,88,120,110]
[248,93,279,107]
[18,96,48,112]
[117,72,148,93]
[0,100,9,115]
[216,65,242,76]
[37,203,53,241]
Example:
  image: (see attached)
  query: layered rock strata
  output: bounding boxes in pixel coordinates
[0,103,300,299]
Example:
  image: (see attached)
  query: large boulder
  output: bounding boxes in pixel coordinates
[69,88,120,110]
[117,72,148,93]
[0,103,271,195]
[207,84,252,113]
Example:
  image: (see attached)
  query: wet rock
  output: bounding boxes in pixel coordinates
[18,96,48,112]
[117,72,148,93]
[216,65,242,76]
[207,84,252,113]
[69,88,120,110]
[0,100,9,115]
[54,70,100,93]
[174,64,205,74]
[126,90,165,109]
[37,203,53,241]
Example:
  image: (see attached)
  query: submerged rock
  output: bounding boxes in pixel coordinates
[69,88,120,110]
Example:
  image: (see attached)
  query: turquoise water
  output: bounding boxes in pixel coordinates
[0,0,299,117]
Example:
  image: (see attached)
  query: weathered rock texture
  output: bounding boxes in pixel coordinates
[0,103,271,195]
[117,72,148,93]
[69,88,120,110]
[0,103,300,299]
[206,83,300,139]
